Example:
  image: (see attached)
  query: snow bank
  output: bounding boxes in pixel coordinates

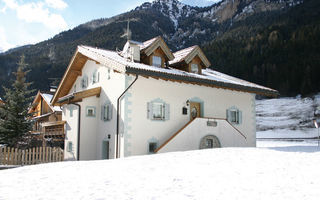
[1,147,320,200]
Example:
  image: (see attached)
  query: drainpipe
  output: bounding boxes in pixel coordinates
[116,75,138,158]
[71,103,81,161]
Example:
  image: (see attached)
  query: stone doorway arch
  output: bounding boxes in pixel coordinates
[199,135,221,149]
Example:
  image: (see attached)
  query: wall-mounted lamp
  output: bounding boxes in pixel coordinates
[186,100,190,106]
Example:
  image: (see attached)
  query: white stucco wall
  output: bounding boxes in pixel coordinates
[123,75,256,157]
[63,60,257,160]
[63,60,126,160]
[157,118,247,153]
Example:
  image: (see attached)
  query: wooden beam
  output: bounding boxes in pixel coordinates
[70,69,82,76]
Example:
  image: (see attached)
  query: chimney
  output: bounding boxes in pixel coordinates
[122,41,140,62]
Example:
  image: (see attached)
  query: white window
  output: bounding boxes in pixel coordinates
[101,103,112,121]
[67,142,73,152]
[152,102,164,120]
[147,100,170,121]
[191,64,199,73]
[81,75,88,89]
[92,70,99,84]
[227,107,242,125]
[152,56,162,67]
[86,106,96,117]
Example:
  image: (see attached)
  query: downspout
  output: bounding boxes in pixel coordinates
[71,103,81,161]
[116,74,138,158]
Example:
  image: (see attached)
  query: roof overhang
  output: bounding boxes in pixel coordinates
[125,67,278,97]
[51,48,88,105]
[57,87,101,106]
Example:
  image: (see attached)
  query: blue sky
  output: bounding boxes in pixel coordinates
[0,0,219,52]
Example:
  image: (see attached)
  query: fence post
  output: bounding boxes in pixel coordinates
[0,147,2,165]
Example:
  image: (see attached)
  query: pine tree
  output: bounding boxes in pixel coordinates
[0,55,34,147]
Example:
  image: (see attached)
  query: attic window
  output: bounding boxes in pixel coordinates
[152,56,162,68]
[191,64,199,73]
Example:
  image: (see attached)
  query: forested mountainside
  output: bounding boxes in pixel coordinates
[0,0,318,97]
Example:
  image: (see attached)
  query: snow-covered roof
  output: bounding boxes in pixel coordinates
[170,45,197,64]
[137,37,159,50]
[41,93,61,112]
[169,45,211,68]
[78,45,277,96]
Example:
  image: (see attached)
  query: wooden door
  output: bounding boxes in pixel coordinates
[190,102,201,120]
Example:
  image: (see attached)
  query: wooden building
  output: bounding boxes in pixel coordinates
[28,91,65,147]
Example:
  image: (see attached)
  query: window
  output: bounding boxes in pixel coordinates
[73,84,76,93]
[152,56,162,67]
[230,110,239,123]
[101,103,112,121]
[206,139,213,148]
[152,102,165,120]
[149,142,157,153]
[81,75,88,89]
[227,107,242,125]
[191,64,199,73]
[86,106,96,117]
[92,70,99,84]
[147,99,170,121]
[69,108,73,117]
[67,142,73,152]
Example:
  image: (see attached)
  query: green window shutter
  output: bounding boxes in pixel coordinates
[147,102,153,119]
[164,103,170,120]
[226,109,231,122]
[107,103,112,121]
[101,105,104,121]
[238,110,242,124]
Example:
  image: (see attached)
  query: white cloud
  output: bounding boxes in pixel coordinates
[45,0,68,10]
[1,0,68,31]
[0,26,15,52]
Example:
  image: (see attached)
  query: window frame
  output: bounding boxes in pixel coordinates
[86,106,96,117]
[152,102,165,120]
[227,107,242,125]
[152,56,162,68]
[190,63,199,73]
[67,141,73,152]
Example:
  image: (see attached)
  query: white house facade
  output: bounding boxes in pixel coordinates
[51,36,278,161]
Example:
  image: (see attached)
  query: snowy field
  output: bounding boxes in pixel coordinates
[0,95,319,199]
[256,94,320,138]
[0,140,320,200]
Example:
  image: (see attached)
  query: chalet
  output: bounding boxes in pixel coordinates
[0,98,3,104]
[51,36,278,161]
[29,91,65,147]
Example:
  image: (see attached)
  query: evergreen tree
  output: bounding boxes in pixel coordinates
[0,55,34,147]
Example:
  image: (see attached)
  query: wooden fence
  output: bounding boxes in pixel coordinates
[0,147,64,166]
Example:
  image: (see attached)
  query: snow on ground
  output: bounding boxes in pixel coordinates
[1,144,320,200]
[256,94,320,138]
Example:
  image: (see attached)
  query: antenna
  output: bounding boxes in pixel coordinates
[121,19,132,41]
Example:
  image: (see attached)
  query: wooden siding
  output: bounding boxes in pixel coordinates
[188,56,204,75]
[141,47,167,68]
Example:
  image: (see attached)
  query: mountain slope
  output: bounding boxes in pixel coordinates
[0,0,317,97]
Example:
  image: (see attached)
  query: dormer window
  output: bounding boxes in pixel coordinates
[191,64,199,73]
[152,56,162,68]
